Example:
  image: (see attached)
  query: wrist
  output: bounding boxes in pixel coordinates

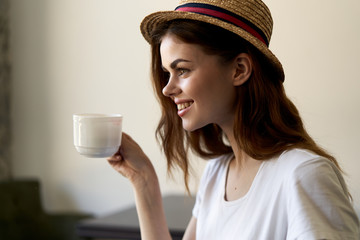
[131,165,159,193]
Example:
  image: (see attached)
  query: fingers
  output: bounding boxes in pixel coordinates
[108,146,122,160]
[108,154,121,162]
[109,132,130,160]
[107,132,132,165]
[107,132,151,179]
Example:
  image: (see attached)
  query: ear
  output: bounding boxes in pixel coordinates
[232,53,252,86]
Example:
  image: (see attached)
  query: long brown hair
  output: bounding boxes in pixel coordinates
[149,20,341,192]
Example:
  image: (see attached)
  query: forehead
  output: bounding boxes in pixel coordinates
[160,34,205,64]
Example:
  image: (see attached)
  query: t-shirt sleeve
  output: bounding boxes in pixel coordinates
[286,157,360,239]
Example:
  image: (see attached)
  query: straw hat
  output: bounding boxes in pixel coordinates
[140,0,284,81]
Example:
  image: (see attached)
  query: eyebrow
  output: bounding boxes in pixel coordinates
[162,59,191,71]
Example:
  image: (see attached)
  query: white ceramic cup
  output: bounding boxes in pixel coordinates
[73,113,123,158]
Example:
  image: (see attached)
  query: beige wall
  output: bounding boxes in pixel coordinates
[10,0,360,216]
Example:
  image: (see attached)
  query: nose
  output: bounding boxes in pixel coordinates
[162,77,181,97]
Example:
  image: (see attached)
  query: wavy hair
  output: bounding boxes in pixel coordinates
[149,20,341,192]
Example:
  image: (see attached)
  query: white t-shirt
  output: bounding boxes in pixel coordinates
[193,149,360,239]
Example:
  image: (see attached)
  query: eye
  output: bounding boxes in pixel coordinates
[178,68,188,77]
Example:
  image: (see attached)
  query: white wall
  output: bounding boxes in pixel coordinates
[10,0,360,216]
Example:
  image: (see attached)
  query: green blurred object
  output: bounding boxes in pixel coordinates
[0,179,92,240]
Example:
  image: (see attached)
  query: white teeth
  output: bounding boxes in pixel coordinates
[177,102,193,111]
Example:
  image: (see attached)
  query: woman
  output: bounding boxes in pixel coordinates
[108,0,360,239]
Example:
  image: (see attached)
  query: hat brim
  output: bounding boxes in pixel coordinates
[140,10,284,81]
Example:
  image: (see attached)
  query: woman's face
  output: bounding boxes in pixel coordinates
[160,33,238,132]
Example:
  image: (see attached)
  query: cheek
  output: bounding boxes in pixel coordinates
[202,82,237,114]
[193,84,230,111]
[183,67,235,106]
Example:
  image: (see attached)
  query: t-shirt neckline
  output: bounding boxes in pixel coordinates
[221,154,266,206]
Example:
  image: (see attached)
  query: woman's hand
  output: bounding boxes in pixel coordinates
[108,132,156,188]
[108,133,171,240]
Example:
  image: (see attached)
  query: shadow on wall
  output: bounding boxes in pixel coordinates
[0,0,11,180]
[10,0,55,181]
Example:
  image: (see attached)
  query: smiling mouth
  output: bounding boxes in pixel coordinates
[177,102,193,111]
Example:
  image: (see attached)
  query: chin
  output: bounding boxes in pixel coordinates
[181,120,206,132]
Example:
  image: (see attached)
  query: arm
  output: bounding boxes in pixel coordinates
[108,133,172,240]
[133,175,172,240]
[183,216,197,240]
